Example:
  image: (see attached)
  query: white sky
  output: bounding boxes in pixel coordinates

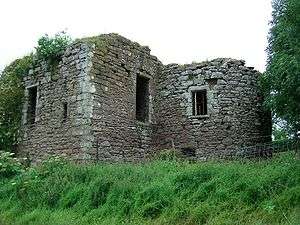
[0,0,272,73]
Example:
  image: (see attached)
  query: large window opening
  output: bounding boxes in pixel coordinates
[192,90,207,116]
[27,86,37,124]
[136,75,150,122]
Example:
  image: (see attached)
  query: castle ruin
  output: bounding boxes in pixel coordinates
[20,34,271,162]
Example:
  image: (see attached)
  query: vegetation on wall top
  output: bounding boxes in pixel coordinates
[76,34,109,53]
[35,31,72,64]
[0,32,72,152]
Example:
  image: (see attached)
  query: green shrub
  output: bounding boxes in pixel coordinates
[153,148,183,161]
[39,156,68,176]
[0,56,33,152]
[0,32,72,153]
[35,32,72,63]
[0,151,24,178]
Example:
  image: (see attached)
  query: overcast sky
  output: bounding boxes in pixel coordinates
[0,0,272,73]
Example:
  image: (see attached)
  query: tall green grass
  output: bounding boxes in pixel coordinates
[0,153,299,225]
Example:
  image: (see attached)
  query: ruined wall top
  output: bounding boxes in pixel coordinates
[73,33,159,62]
[20,33,270,162]
[164,58,258,73]
[25,34,259,80]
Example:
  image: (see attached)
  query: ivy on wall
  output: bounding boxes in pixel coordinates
[0,56,32,151]
[0,32,72,152]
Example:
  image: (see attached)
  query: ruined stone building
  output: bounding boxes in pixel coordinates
[20,34,271,162]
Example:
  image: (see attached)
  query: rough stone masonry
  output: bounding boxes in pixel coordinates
[19,34,271,163]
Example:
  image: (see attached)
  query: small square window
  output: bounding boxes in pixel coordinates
[192,90,207,116]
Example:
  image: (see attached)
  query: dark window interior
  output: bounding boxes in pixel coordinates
[181,147,196,157]
[63,102,68,121]
[28,86,37,124]
[192,90,207,116]
[136,75,150,122]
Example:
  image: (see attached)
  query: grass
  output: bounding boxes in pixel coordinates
[0,153,299,225]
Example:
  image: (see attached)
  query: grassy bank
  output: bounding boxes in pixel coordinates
[0,153,299,225]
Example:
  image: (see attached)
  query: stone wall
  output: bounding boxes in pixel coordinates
[20,42,95,163]
[19,34,271,162]
[87,34,162,162]
[155,58,271,159]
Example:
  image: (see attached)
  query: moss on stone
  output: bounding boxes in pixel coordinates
[74,34,112,54]
[81,36,107,49]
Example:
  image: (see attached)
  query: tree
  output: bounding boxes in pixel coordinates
[0,32,72,152]
[262,0,300,134]
[0,56,33,151]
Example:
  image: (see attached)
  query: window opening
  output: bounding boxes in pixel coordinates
[62,102,68,121]
[181,147,196,157]
[28,86,37,124]
[192,90,207,116]
[136,75,150,122]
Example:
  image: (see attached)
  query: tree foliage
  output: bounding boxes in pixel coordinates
[262,0,300,133]
[0,56,33,152]
[0,32,72,152]
[35,31,72,63]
